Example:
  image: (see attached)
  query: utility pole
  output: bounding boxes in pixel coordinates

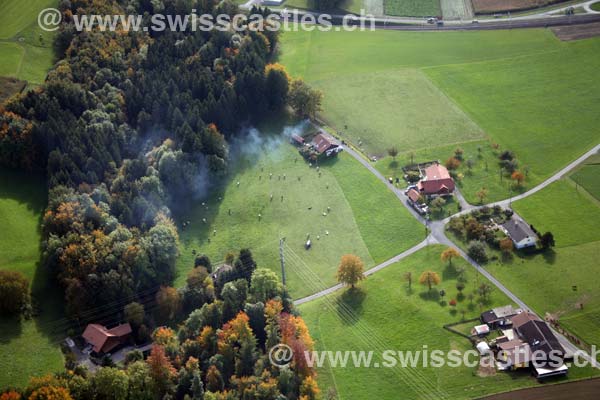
[279,237,286,286]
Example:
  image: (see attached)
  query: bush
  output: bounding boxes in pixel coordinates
[0,270,30,316]
[445,157,461,170]
[467,241,488,264]
[406,170,421,183]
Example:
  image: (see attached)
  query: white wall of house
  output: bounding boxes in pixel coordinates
[514,236,536,249]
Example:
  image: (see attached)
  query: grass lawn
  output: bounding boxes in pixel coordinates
[0,168,64,389]
[511,180,600,248]
[425,38,600,184]
[384,0,441,16]
[0,0,57,85]
[0,0,58,39]
[593,1,600,12]
[280,29,600,186]
[175,125,423,298]
[483,176,600,351]
[0,42,24,77]
[299,245,597,400]
[312,69,484,157]
[569,153,600,202]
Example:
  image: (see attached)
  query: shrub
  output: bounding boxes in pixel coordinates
[0,270,30,316]
[445,157,461,170]
[467,241,488,264]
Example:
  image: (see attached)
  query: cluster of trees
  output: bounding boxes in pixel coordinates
[0,270,30,316]
[0,0,321,318]
[2,253,320,399]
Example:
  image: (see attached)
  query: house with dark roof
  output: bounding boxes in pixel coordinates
[311,132,342,157]
[417,163,455,197]
[501,216,538,249]
[82,323,132,354]
[481,305,520,329]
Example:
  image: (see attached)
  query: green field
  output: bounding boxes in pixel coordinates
[280,30,600,197]
[384,0,441,16]
[299,245,597,399]
[314,69,484,157]
[570,153,600,201]
[176,126,423,298]
[593,1,600,12]
[0,168,64,389]
[0,0,57,85]
[485,174,600,350]
[511,181,600,248]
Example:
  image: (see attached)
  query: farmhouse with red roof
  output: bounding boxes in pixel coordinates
[417,162,455,197]
[82,323,132,354]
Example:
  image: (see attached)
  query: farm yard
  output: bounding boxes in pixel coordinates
[299,246,598,400]
[0,168,64,388]
[175,123,423,298]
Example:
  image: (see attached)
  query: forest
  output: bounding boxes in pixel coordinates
[0,0,321,398]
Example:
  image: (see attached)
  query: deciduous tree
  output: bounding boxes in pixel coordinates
[419,271,441,291]
[335,255,365,288]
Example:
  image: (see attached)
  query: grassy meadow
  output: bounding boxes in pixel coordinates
[280,29,600,204]
[569,153,600,202]
[0,0,57,85]
[485,171,600,352]
[384,0,441,16]
[0,168,64,389]
[299,245,598,400]
[175,125,423,298]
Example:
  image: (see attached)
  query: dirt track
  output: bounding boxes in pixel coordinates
[552,21,600,39]
[479,378,600,400]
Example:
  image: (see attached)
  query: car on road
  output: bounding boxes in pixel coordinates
[426,17,436,24]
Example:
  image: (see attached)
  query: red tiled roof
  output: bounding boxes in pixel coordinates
[83,323,132,353]
[418,163,455,195]
[407,188,421,203]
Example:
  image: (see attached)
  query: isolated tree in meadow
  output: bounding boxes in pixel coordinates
[476,187,488,204]
[419,271,441,291]
[511,171,525,187]
[336,254,365,288]
[456,281,466,294]
[403,271,413,290]
[387,146,399,161]
[441,247,460,267]
[0,269,30,315]
[466,158,474,173]
[478,283,493,302]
